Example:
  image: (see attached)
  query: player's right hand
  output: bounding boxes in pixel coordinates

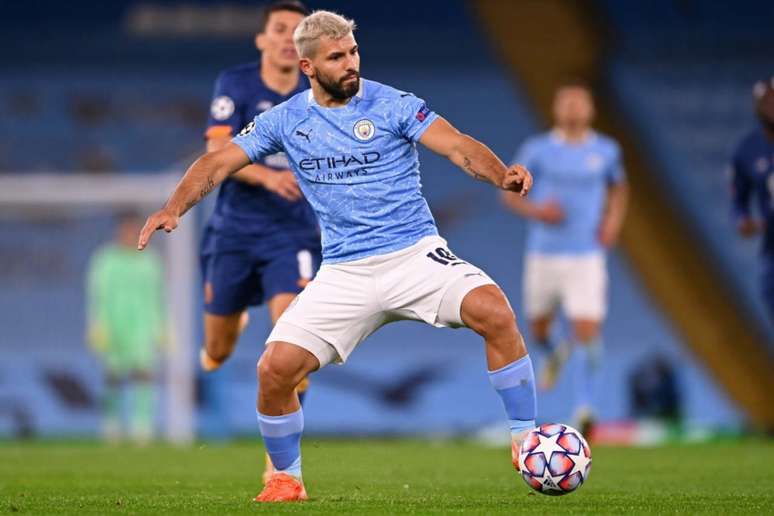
[535,200,564,224]
[263,169,302,202]
[137,208,180,250]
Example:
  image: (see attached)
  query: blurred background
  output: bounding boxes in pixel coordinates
[1,0,773,446]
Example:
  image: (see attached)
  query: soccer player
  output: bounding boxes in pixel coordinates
[201,0,318,482]
[87,211,166,444]
[139,11,536,502]
[502,81,628,434]
[730,77,774,321]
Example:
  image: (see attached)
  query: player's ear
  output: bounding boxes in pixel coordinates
[255,33,265,52]
[299,58,313,78]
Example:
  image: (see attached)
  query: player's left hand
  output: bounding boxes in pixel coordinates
[502,164,532,196]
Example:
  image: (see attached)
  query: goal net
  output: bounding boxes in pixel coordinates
[0,173,197,444]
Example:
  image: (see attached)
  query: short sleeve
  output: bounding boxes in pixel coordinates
[605,143,626,184]
[205,72,244,139]
[231,110,283,163]
[394,93,439,142]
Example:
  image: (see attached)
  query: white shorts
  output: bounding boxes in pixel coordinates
[267,236,497,367]
[523,252,608,321]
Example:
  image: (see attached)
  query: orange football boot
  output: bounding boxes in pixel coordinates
[255,473,308,502]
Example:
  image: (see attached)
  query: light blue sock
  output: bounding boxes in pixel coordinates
[257,408,303,478]
[573,338,602,412]
[488,355,537,437]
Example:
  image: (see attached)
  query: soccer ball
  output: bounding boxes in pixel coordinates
[518,423,592,496]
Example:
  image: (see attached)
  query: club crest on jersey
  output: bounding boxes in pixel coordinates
[353,119,376,141]
[211,95,235,121]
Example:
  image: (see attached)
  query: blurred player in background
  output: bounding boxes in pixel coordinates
[502,81,628,434]
[86,211,166,444]
[139,10,536,503]
[730,77,774,321]
[201,0,320,479]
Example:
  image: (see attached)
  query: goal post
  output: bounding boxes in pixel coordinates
[0,173,197,444]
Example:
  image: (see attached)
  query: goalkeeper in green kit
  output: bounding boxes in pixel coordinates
[86,211,167,443]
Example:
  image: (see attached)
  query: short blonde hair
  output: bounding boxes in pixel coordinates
[293,10,356,58]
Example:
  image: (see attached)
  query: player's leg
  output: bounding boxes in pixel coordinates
[524,254,567,390]
[255,339,333,502]
[570,319,602,436]
[255,261,375,501]
[450,283,536,469]
[199,252,259,371]
[563,253,608,436]
[201,311,249,371]
[260,248,320,482]
[267,294,311,405]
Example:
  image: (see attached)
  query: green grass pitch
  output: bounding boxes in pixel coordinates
[1,439,772,514]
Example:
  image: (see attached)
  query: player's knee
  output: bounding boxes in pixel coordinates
[257,353,298,394]
[204,332,237,362]
[478,299,518,339]
[573,320,600,343]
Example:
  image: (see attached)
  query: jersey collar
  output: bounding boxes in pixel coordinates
[550,128,597,146]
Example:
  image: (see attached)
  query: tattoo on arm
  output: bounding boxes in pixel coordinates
[462,157,488,182]
[199,176,216,199]
[181,176,216,214]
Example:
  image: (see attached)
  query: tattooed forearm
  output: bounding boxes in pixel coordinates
[462,156,489,182]
[199,176,216,199]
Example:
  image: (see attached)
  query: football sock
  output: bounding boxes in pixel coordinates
[488,355,537,437]
[257,408,303,479]
[573,338,602,412]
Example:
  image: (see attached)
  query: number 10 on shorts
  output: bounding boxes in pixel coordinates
[426,247,466,266]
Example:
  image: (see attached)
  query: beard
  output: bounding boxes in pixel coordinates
[317,69,360,101]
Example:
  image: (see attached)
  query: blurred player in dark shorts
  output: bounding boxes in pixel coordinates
[730,77,774,320]
[199,0,320,480]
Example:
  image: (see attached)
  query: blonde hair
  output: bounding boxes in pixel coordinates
[293,10,356,58]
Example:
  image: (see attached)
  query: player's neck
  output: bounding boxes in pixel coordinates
[260,59,300,96]
[310,83,353,108]
[555,126,591,143]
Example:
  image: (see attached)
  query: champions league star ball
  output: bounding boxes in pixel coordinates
[518,423,592,496]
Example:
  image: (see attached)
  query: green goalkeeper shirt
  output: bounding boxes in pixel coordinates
[86,244,165,371]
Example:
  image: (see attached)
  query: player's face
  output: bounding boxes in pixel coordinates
[256,10,305,70]
[304,34,360,100]
[553,87,594,129]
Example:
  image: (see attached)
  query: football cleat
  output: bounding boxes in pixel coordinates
[255,473,308,502]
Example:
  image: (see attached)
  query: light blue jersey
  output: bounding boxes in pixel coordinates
[513,130,625,255]
[233,79,439,264]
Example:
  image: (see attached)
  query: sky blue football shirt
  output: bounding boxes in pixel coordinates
[233,79,440,264]
[512,131,625,255]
